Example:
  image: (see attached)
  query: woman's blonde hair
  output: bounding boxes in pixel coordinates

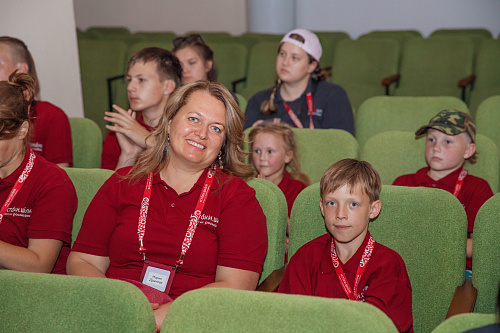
[127,80,253,181]
[248,122,311,186]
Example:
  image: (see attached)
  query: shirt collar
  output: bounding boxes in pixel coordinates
[274,78,313,104]
[320,231,373,275]
[1,147,32,185]
[414,166,464,189]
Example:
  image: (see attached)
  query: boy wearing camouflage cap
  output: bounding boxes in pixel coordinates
[393,110,493,274]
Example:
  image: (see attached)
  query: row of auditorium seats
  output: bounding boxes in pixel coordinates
[70,95,500,193]
[2,166,499,332]
[77,27,500,135]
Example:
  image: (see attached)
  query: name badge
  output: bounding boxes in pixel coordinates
[140,260,176,294]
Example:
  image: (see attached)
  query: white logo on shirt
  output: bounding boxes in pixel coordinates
[6,207,32,218]
[30,142,43,152]
[199,214,219,228]
[313,109,323,117]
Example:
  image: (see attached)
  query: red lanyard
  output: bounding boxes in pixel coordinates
[0,150,36,225]
[330,235,375,301]
[282,92,314,129]
[137,166,216,267]
[452,169,467,198]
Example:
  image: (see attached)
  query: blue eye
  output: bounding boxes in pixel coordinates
[188,116,198,122]
[211,126,221,133]
[253,149,261,154]
[326,201,335,206]
[446,140,453,144]
[350,202,358,208]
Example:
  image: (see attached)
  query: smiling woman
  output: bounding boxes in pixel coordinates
[67,80,268,331]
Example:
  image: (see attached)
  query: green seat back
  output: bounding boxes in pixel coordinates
[0,270,155,332]
[235,93,247,112]
[85,27,131,38]
[355,96,469,149]
[247,178,288,283]
[330,38,399,110]
[469,40,500,116]
[69,118,103,168]
[163,288,398,333]
[244,128,358,184]
[210,42,248,91]
[432,313,498,333]
[476,95,500,151]
[472,193,500,313]
[131,31,177,43]
[78,39,128,135]
[430,28,493,39]
[289,184,467,333]
[313,31,350,67]
[394,37,475,100]
[64,168,114,243]
[360,131,500,192]
[239,41,278,100]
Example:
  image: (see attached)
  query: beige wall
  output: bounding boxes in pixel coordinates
[1,0,84,117]
[74,0,247,35]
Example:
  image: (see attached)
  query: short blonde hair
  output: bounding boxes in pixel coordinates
[320,159,381,203]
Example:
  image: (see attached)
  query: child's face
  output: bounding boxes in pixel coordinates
[126,61,171,114]
[252,132,292,184]
[175,46,212,84]
[275,42,317,85]
[425,129,476,178]
[320,185,381,247]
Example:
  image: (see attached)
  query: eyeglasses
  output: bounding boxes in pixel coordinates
[173,34,205,48]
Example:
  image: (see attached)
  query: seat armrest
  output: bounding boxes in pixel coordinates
[106,74,125,112]
[446,278,477,319]
[381,74,401,95]
[231,77,247,93]
[458,75,476,101]
[256,265,286,292]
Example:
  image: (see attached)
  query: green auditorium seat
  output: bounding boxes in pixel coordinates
[84,26,132,39]
[313,31,350,68]
[430,28,493,40]
[287,184,469,333]
[476,95,500,151]
[330,38,400,110]
[64,168,114,243]
[469,40,500,116]
[69,118,103,169]
[432,313,498,333]
[235,41,278,100]
[247,178,288,284]
[244,128,358,184]
[471,193,500,313]
[162,288,398,333]
[355,96,469,149]
[78,39,128,135]
[131,31,177,43]
[360,30,423,39]
[360,131,500,192]
[0,270,156,332]
[209,42,248,91]
[388,37,475,103]
[235,93,247,112]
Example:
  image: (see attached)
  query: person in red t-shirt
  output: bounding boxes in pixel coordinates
[101,47,182,170]
[0,36,72,167]
[68,81,268,331]
[279,159,413,333]
[393,110,493,273]
[249,122,310,262]
[0,71,76,274]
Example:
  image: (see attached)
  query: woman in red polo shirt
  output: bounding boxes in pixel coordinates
[0,71,76,274]
[68,80,268,330]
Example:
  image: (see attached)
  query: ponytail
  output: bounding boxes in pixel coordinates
[260,77,281,116]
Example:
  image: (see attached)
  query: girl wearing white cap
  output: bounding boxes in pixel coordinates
[244,29,354,134]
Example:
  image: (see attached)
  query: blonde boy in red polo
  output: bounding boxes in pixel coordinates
[393,110,493,275]
[279,159,413,332]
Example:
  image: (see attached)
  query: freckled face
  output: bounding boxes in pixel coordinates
[167,90,226,170]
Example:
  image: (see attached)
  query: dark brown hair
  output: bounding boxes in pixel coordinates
[320,159,381,203]
[0,70,36,145]
[126,47,182,88]
[173,34,217,82]
[0,36,39,96]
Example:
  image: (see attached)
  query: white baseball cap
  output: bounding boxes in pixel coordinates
[280,29,322,62]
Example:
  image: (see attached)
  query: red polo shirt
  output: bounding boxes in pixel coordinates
[0,148,77,274]
[393,166,493,271]
[101,113,152,170]
[72,166,268,299]
[279,232,413,333]
[29,101,73,166]
[278,171,307,217]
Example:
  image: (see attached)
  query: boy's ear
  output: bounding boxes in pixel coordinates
[369,200,382,220]
[163,79,176,96]
[15,62,29,74]
[284,150,293,164]
[319,198,325,217]
[464,142,476,160]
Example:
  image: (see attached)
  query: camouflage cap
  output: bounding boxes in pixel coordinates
[415,109,476,143]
